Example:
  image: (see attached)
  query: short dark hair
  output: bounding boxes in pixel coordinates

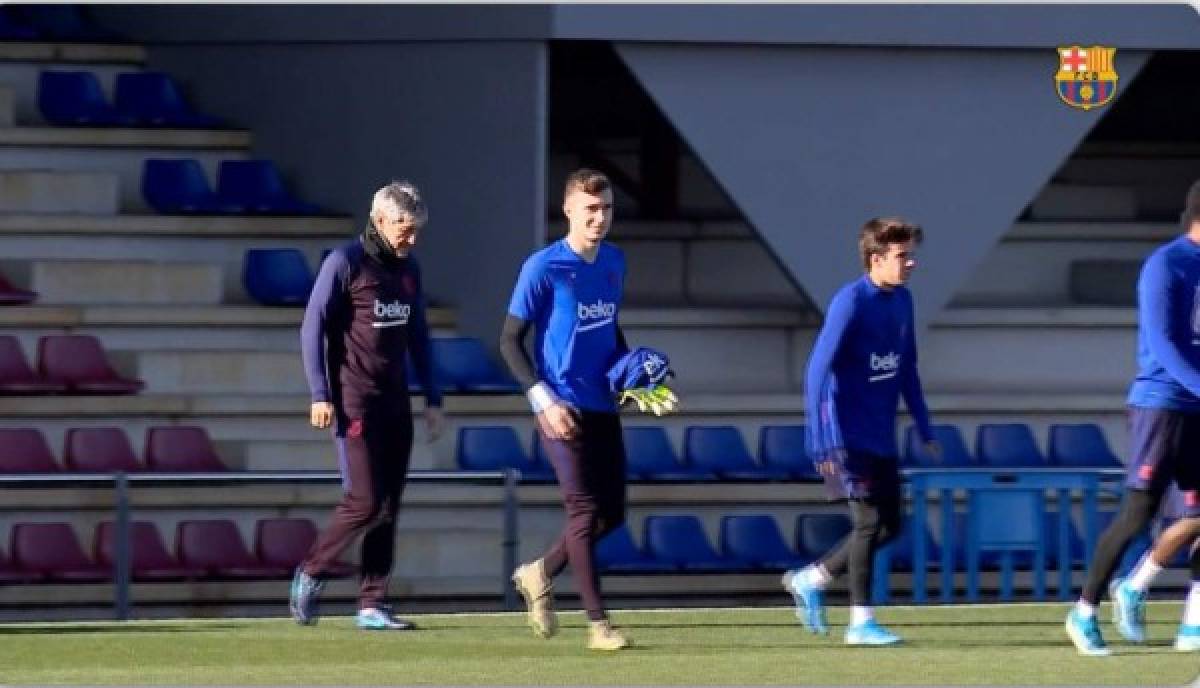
[858,217,923,269]
[563,168,611,201]
[1183,179,1200,230]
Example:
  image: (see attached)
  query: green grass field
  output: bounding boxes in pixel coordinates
[0,602,1195,685]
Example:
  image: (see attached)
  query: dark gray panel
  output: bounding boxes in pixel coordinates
[617,44,1150,321]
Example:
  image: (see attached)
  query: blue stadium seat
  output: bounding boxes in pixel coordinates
[432,337,521,394]
[622,426,714,481]
[965,490,1046,601]
[684,425,791,481]
[904,424,974,467]
[719,514,809,570]
[242,248,314,306]
[38,71,134,126]
[216,160,321,215]
[795,513,853,561]
[455,426,550,480]
[643,515,740,571]
[975,423,1047,468]
[874,519,943,572]
[524,430,558,483]
[758,425,821,480]
[142,159,242,214]
[1046,424,1123,469]
[595,524,675,573]
[114,72,223,128]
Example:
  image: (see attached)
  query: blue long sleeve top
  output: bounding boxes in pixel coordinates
[1127,235,1200,411]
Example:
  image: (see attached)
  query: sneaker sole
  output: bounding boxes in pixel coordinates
[1111,589,1146,644]
[511,571,557,639]
[1064,617,1111,657]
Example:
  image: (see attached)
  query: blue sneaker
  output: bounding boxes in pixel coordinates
[356,606,417,631]
[1065,609,1111,656]
[781,569,828,635]
[1109,578,1146,643]
[844,620,901,646]
[289,567,324,626]
[1174,624,1200,652]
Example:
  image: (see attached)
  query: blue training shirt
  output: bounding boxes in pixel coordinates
[508,239,626,413]
[805,275,934,459]
[1127,235,1200,411]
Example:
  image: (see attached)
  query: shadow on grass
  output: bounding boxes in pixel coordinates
[0,623,247,635]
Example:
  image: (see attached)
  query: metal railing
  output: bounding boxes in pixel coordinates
[0,469,520,619]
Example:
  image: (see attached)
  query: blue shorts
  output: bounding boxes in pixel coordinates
[1126,406,1200,517]
[822,451,902,502]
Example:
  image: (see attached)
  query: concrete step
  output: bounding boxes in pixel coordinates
[1029,184,1138,221]
[30,260,223,305]
[0,43,144,65]
[620,237,803,306]
[0,169,118,214]
[134,349,311,395]
[0,61,138,125]
[0,86,13,127]
[0,212,353,237]
[1056,158,1200,218]
[0,126,250,148]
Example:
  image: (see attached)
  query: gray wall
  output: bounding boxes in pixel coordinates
[617,44,1150,321]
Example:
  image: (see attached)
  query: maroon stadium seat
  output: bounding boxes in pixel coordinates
[63,427,142,473]
[0,543,37,583]
[0,428,59,472]
[11,522,109,582]
[0,272,36,306]
[144,426,227,472]
[37,335,144,395]
[255,518,353,578]
[94,521,204,582]
[0,336,66,394]
[176,519,290,580]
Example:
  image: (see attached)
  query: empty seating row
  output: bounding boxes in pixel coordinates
[456,422,1125,482]
[0,335,143,395]
[0,518,350,583]
[0,5,119,42]
[39,71,220,128]
[0,426,225,473]
[144,159,321,215]
[0,271,37,306]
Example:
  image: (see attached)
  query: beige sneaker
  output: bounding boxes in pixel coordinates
[587,619,630,651]
[511,559,557,638]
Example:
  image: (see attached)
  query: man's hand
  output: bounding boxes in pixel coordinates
[815,448,846,477]
[536,402,580,441]
[423,406,446,443]
[310,402,333,429]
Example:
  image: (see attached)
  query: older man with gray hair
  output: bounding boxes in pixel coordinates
[292,179,445,630]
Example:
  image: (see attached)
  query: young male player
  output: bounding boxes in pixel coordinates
[291,180,445,630]
[499,168,670,651]
[1065,180,1200,656]
[782,217,938,646]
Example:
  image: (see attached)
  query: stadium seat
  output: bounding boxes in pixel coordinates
[975,423,1047,468]
[0,272,37,306]
[63,427,142,473]
[623,426,713,481]
[1046,424,1123,469]
[114,72,223,128]
[0,336,66,394]
[94,521,204,582]
[0,428,59,472]
[254,518,353,578]
[176,520,290,580]
[11,522,109,582]
[142,158,242,214]
[904,424,974,467]
[758,425,821,480]
[144,426,228,472]
[432,337,521,394]
[242,248,315,306]
[37,335,145,394]
[37,71,134,126]
[643,515,740,571]
[964,489,1046,601]
[684,425,791,481]
[795,513,853,561]
[719,514,809,570]
[456,426,552,480]
[594,523,675,573]
[216,160,321,215]
[0,544,35,584]
[526,431,559,482]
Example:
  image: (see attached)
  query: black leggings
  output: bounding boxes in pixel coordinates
[1081,489,1159,605]
[819,489,904,606]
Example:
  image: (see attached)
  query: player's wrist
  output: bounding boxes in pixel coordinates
[527,382,559,413]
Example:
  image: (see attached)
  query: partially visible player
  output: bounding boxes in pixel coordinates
[782,217,938,646]
[1066,179,1200,656]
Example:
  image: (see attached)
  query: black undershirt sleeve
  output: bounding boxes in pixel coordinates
[499,314,539,391]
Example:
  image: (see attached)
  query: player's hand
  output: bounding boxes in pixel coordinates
[423,406,446,443]
[815,449,845,477]
[310,402,334,429]
[537,402,579,441]
[924,439,942,462]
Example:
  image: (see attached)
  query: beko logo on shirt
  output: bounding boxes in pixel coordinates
[577,299,616,332]
[868,352,900,382]
[372,299,411,328]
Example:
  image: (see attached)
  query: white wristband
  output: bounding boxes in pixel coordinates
[527,382,559,413]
